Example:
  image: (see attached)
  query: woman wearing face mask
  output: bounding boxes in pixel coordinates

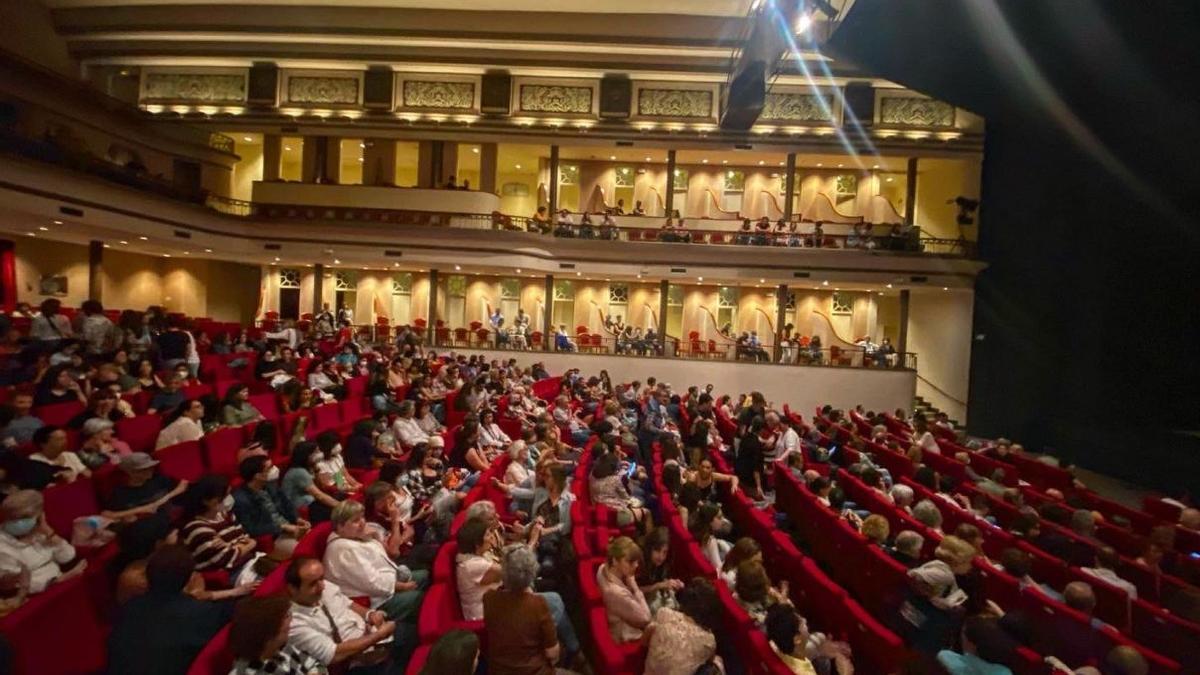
[0,490,84,593]
[179,474,257,577]
[314,431,361,494]
[281,443,343,524]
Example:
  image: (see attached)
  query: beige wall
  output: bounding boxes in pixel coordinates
[907,289,975,423]
[13,238,259,322]
[231,138,264,202]
[915,158,983,240]
[0,0,77,78]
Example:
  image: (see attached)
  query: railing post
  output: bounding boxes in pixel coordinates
[664,150,677,217]
[543,274,554,352]
[898,288,911,357]
[427,268,439,345]
[548,146,560,213]
[904,157,918,226]
[783,153,796,221]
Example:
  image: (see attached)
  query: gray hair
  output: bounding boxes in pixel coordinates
[912,499,944,529]
[0,490,43,521]
[1070,509,1096,536]
[397,400,415,415]
[500,544,539,591]
[507,441,528,461]
[331,500,365,528]
[465,500,497,522]
[894,530,924,556]
[890,484,914,506]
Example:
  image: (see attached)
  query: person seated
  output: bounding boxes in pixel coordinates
[1063,581,1107,629]
[553,324,577,352]
[736,218,753,245]
[179,475,257,576]
[34,365,87,407]
[104,452,189,520]
[631,200,646,216]
[644,577,723,675]
[484,543,583,672]
[597,536,652,643]
[553,210,575,237]
[937,615,1018,675]
[220,384,264,427]
[146,375,186,416]
[588,452,650,530]
[578,212,596,239]
[228,595,328,674]
[324,501,427,622]
[895,560,968,659]
[77,417,132,468]
[530,205,552,234]
[766,603,855,675]
[754,216,772,245]
[1179,507,1200,532]
[28,425,89,483]
[286,557,404,670]
[281,442,343,524]
[600,211,619,240]
[232,455,311,539]
[455,518,503,621]
[107,545,235,674]
[155,398,205,450]
[477,408,512,453]
[808,221,826,248]
[315,430,361,494]
[0,490,82,593]
[734,559,791,628]
[0,393,43,448]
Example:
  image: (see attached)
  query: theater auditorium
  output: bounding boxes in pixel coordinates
[0,1,1197,674]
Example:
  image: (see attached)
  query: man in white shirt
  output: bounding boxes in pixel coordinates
[264,321,301,350]
[155,399,206,450]
[0,490,83,593]
[391,401,431,449]
[322,502,426,621]
[286,557,400,669]
[1081,546,1138,599]
[766,412,800,464]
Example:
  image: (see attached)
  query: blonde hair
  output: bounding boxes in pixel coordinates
[607,536,642,564]
[507,440,527,461]
[861,514,891,545]
[935,535,977,568]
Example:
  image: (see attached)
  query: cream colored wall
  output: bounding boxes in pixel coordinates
[14,238,258,321]
[231,140,264,202]
[915,158,982,240]
[875,294,901,343]
[634,168,669,217]
[907,289,974,423]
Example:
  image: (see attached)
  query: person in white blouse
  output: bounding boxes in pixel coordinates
[0,490,83,593]
[286,558,398,668]
[155,399,206,450]
[322,502,427,621]
[766,412,801,465]
[391,401,432,450]
[503,441,533,488]
[477,408,512,453]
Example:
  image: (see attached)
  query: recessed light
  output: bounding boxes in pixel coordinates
[636,274,642,279]
[284,146,292,151]
[418,269,425,272]
[52,220,62,225]
[722,160,728,164]
[270,262,276,265]
[886,283,893,288]
[943,287,949,291]
[472,147,479,154]
[816,163,823,167]
[274,257,280,262]
[759,278,765,283]
[362,267,369,271]
[878,292,884,296]
[698,276,704,281]
[779,161,785,166]
[163,254,171,258]
[886,177,894,182]
[454,265,461,271]
[37,226,48,231]
[822,280,829,286]
[393,262,400,267]
[359,143,366,148]
[357,158,363,162]
[183,251,189,255]
[702,159,709,164]
[758,160,765,165]
[333,259,341,264]
[514,164,522,169]
[243,136,252,142]
[837,164,844,168]
[119,240,128,245]
[103,244,110,248]
[576,272,581,276]
[644,156,651,162]
[25,232,35,237]
[138,236,148,240]
[204,248,212,253]
[834,287,840,291]
[515,268,522,273]
[609,155,616,160]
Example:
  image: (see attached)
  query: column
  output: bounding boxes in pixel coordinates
[417,141,436,188]
[664,149,677,216]
[427,269,439,344]
[87,240,103,302]
[658,279,669,356]
[262,134,282,182]
[905,157,919,226]
[479,142,498,194]
[898,289,911,357]
[542,275,554,352]
[548,145,560,212]
[312,263,325,315]
[301,137,322,183]
[363,139,397,186]
[783,153,797,220]
[440,141,459,186]
[323,137,342,184]
[774,283,788,363]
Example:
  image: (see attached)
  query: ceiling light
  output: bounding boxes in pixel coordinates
[702,159,709,164]
[886,283,892,288]
[886,177,894,182]
[103,244,110,248]
[25,232,35,237]
[779,161,785,166]
[359,143,366,148]
[837,164,844,168]
[183,251,189,255]
[759,278,765,283]
[270,262,276,266]
[576,272,581,276]
[515,268,522,273]
[698,276,704,281]
[636,274,642,279]
[943,287,950,291]
[794,12,813,34]
[834,287,840,291]
[333,259,341,264]
[822,280,829,286]
[119,240,128,245]
[472,147,479,154]
[454,264,462,271]
[284,146,293,151]
[204,248,213,253]
[645,156,651,162]
[274,257,280,262]
[363,267,369,271]
[514,164,522,169]
[52,220,62,225]
[138,236,148,240]
[758,160,765,165]
[243,136,252,142]
[609,155,616,160]
[722,160,728,164]
[163,254,171,258]
[37,226,48,231]
[357,157,363,162]
[878,292,884,296]
[872,164,880,169]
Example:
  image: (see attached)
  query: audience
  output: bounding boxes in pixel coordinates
[644,577,724,675]
[228,595,327,674]
[597,535,652,643]
[285,557,403,669]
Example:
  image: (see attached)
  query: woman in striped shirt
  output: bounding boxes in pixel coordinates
[180,474,258,574]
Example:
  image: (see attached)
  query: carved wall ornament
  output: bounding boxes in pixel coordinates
[760,92,833,122]
[287,76,360,105]
[519,85,593,114]
[637,88,713,118]
[401,81,475,109]
[878,97,956,127]
[141,73,246,103]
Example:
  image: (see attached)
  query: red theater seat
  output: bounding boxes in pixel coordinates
[157,441,206,482]
[116,414,163,454]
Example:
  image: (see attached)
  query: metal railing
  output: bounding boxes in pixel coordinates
[205,193,254,216]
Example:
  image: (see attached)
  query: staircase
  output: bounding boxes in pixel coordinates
[912,395,967,433]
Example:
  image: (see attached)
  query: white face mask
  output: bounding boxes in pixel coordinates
[394,490,413,521]
[221,494,235,512]
[265,465,281,482]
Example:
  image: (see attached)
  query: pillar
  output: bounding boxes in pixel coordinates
[664,149,677,216]
[783,153,797,220]
[548,145,560,212]
[262,134,282,182]
[301,136,322,183]
[479,142,498,194]
[363,139,397,186]
[323,137,341,184]
[542,275,554,351]
[905,157,919,226]
[312,263,325,315]
[774,283,788,363]
[87,240,103,302]
[417,140,436,188]
[898,289,911,357]
[658,279,669,354]
[440,141,459,187]
[427,268,439,343]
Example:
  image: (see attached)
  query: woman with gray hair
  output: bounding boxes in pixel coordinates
[890,484,915,513]
[913,499,945,534]
[483,544,582,673]
[503,441,533,487]
[0,490,83,593]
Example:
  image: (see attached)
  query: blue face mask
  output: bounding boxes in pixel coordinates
[3,517,37,537]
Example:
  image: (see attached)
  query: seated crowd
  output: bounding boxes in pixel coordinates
[0,298,1195,675]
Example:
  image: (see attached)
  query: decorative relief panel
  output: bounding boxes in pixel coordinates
[637,88,712,118]
[760,92,833,122]
[519,85,593,114]
[878,97,955,127]
[401,81,475,110]
[287,76,359,105]
[279,269,301,289]
[141,73,246,103]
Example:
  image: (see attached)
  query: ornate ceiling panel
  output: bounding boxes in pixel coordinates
[518,84,593,115]
[140,71,246,103]
[878,97,955,127]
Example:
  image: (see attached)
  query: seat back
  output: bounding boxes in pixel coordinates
[116,414,164,454]
[35,401,85,427]
[185,625,233,675]
[202,426,244,478]
[158,441,206,482]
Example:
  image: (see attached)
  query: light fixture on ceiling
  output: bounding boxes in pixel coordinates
[119,240,128,245]
[609,155,616,160]
[644,156,651,162]
[886,283,893,288]
[37,226,48,231]
[822,280,829,286]
[472,147,479,154]
[722,160,728,164]
[758,160,765,165]
[794,11,813,34]
[816,163,823,167]
[779,161,785,166]
[103,244,110,248]
[872,164,880,169]
[514,164,522,169]
[357,158,363,162]
[454,264,461,270]
[359,142,365,148]
[576,272,581,276]
[698,276,704,282]
[163,254,171,258]
[243,136,252,142]
[52,220,62,225]
[759,278,765,283]
[636,274,642,279]
[333,259,341,264]
[943,287,950,291]
[24,232,35,237]
[284,146,292,151]
[837,164,844,168]
[204,248,213,253]
[702,159,709,164]
[182,251,189,255]
[274,257,280,262]
[138,236,148,240]
[886,177,894,182]
[515,268,521,273]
